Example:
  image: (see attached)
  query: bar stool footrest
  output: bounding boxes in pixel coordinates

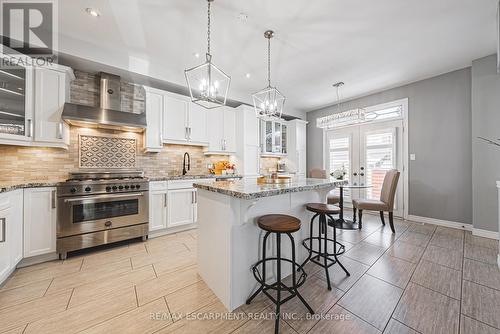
[251,257,307,291]
[302,237,346,257]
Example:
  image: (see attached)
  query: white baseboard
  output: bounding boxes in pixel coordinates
[406,215,472,231]
[472,228,500,240]
[148,225,197,239]
[17,253,59,268]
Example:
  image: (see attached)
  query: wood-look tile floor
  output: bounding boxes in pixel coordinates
[1,215,499,334]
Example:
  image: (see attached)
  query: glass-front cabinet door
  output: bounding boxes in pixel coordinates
[261,119,288,155]
[0,57,33,142]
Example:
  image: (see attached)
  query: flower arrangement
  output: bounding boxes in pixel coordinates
[330,165,347,180]
[211,160,236,175]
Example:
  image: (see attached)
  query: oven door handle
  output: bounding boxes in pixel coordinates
[63,192,145,203]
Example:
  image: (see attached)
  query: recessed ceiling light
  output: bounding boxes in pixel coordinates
[85,8,100,17]
[236,12,248,22]
[193,52,200,58]
[245,73,251,78]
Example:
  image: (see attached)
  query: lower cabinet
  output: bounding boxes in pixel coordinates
[23,187,57,258]
[166,188,196,228]
[0,189,24,284]
[148,179,213,235]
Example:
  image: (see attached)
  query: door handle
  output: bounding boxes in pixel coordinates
[0,218,5,243]
[51,190,56,209]
[57,122,63,140]
[27,119,33,137]
[360,173,365,176]
[353,172,358,176]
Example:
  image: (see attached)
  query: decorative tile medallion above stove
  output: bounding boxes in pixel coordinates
[79,134,137,169]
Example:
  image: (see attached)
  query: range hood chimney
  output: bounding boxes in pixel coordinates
[62,72,147,132]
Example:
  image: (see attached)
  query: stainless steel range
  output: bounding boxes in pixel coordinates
[57,170,149,259]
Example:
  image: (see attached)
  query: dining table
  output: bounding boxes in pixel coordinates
[330,182,372,230]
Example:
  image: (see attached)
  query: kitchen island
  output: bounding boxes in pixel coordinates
[193,178,347,311]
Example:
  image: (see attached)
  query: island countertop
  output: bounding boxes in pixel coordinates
[193,178,347,200]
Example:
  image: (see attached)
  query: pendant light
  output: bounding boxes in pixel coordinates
[185,0,230,109]
[252,30,285,119]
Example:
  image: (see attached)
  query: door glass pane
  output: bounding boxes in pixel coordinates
[72,199,139,223]
[281,124,287,154]
[265,121,272,153]
[365,132,394,200]
[329,136,351,198]
[273,122,281,152]
[0,60,26,136]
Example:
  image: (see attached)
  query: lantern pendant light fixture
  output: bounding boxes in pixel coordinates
[185,0,230,109]
[252,30,285,119]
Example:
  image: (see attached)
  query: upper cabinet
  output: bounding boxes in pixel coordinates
[143,87,209,152]
[286,119,307,177]
[234,105,260,177]
[205,107,236,154]
[0,53,73,149]
[260,118,287,156]
[0,54,34,145]
[33,66,73,148]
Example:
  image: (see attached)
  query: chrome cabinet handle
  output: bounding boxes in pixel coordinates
[188,127,192,140]
[57,122,63,139]
[27,119,32,137]
[51,190,56,209]
[164,193,167,207]
[0,218,5,243]
[194,190,197,204]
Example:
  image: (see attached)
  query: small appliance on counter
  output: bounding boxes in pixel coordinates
[277,160,287,174]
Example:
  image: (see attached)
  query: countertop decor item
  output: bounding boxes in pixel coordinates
[185,0,230,109]
[252,30,285,119]
[330,165,347,180]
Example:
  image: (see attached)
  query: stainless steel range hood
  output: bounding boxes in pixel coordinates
[62,72,147,132]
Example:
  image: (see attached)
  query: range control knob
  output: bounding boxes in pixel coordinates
[130,185,136,189]
[70,188,77,193]
[105,186,111,192]
[124,185,130,189]
[84,186,91,192]
[118,185,124,190]
[112,186,118,191]
[136,184,141,189]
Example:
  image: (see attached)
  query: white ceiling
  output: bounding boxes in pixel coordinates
[58,0,498,117]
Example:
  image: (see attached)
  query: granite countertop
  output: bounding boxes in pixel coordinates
[0,174,243,194]
[193,178,348,200]
[0,181,63,194]
[148,174,242,181]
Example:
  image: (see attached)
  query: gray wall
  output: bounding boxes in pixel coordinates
[472,54,500,232]
[307,68,473,224]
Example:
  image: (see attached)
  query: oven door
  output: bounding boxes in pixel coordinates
[57,192,149,238]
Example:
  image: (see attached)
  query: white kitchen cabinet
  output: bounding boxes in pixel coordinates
[0,53,34,146]
[0,203,10,283]
[286,119,307,176]
[167,188,196,228]
[163,93,189,143]
[234,105,260,177]
[24,187,57,258]
[8,190,23,266]
[260,118,288,156]
[33,65,73,148]
[149,182,168,232]
[0,189,24,284]
[205,107,236,154]
[144,87,164,152]
[188,103,208,144]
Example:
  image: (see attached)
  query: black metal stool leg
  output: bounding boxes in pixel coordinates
[288,233,314,314]
[275,233,281,334]
[328,214,350,277]
[300,213,318,270]
[246,232,270,304]
[321,214,332,290]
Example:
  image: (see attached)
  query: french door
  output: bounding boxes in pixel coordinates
[325,120,404,217]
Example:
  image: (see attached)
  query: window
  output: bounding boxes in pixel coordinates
[365,131,395,199]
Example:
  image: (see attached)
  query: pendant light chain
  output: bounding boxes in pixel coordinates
[267,36,271,87]
[207,1,211,56]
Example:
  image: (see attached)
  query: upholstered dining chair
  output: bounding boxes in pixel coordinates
[352,169,400,233]
[309,168,340,205]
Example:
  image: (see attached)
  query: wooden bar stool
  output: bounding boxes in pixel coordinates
[246,214,314,334]
[301,203,350,290]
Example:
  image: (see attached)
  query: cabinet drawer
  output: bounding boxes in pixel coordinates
[149,181,168,191]
[168,179,213,190]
